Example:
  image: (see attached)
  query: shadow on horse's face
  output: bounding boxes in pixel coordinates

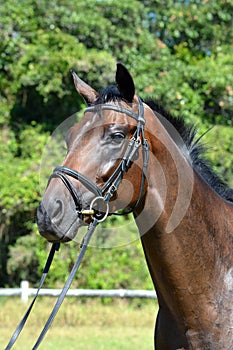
[37,104,142,242]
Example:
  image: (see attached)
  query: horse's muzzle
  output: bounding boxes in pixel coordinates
[37,201,70,242]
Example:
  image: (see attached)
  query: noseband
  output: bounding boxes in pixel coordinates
[51,97,149,221]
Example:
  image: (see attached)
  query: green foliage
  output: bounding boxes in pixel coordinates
[0,122,48,285]
[205,125,233,187]
[0,123,48,209]
[1,0,233,288]
[7,233,39,285]
[7,223,153,291]
[142,0,233,54]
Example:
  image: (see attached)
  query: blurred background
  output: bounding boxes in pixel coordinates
[1,0,233,292]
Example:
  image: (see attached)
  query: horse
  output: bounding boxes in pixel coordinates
[37,63,233,350]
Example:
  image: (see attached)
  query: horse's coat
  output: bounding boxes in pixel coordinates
[37,64,233,349]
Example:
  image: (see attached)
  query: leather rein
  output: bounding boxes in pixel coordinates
[5,97,149,350]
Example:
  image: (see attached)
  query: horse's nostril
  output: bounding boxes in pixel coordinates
[51,199,64,225]
[53,199,62,216]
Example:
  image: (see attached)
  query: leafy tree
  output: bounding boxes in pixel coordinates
[0,122,48,285]
[142,0,233,54]
[1,0,232,288]
[7,220,153,291]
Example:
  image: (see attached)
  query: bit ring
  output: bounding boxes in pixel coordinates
[89,196,109,222]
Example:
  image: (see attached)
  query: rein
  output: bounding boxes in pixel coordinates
[5,97,149,350]
[5,242,60,350]
[5,221,98,350]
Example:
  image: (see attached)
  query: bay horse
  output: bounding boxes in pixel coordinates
[37,63,233,350]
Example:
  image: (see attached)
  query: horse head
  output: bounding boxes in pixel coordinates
[37,64,152,242]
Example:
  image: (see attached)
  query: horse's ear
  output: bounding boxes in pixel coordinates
[70,69,98,104]
[115,63,135,103]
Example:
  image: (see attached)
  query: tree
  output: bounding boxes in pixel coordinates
[0,0,232,287]
[141,0,233,54]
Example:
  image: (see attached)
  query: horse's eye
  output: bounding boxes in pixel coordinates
[111,132,126,143]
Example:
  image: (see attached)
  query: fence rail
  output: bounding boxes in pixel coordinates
[0,281,157,303]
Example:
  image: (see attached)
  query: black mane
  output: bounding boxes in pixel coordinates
[95,86,233,203]
[147,100,233,203]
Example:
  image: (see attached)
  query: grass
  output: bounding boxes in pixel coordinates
[0,297,158,349]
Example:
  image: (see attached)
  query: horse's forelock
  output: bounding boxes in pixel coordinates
[95,85,126,105]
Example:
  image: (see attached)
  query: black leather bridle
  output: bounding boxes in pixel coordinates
[51,96,150,221]
[5,97,150,350]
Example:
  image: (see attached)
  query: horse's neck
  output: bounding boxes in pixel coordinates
[134,126,233,346]
[136,117,233,280]
[139,176,233,347]
[139,167,232,277]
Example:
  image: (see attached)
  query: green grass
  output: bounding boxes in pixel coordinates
[0,297,158,349]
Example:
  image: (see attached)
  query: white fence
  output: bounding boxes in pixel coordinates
[0,281,157,303]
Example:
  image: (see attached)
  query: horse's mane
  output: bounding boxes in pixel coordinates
[146,100,233,203]
[95,86,233,203]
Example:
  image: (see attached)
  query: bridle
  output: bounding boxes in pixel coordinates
[51,96,150,221]
[5,97,149,350]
